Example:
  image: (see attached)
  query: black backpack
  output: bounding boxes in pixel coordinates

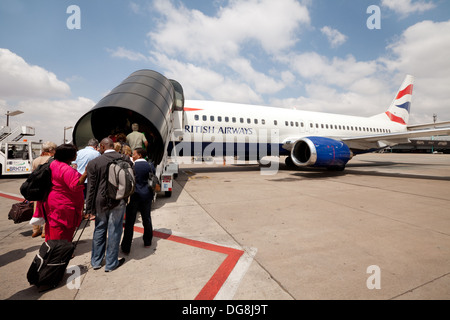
[20,158,54,201]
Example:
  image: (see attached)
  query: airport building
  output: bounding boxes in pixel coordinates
[391,136,450,153]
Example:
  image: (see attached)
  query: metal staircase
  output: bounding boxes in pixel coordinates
[0,126,35,143]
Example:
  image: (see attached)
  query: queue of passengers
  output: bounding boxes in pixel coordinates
[29,123,155,272]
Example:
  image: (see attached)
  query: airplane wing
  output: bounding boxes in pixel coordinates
[341,127,450,151]
[407,120,450,131]
[282,127,450,152]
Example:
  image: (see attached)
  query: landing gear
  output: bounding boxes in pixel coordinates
[326,165,346,172]
[284,156,296,169]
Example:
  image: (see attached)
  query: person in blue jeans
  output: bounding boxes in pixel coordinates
[91,202,126,271]
[121,148,155,254]
[85,137,133,272]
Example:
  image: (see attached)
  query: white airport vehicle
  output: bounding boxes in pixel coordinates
[0,126,42,176]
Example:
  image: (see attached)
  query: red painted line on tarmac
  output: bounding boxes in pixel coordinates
[0,192,245,300]
[0,192,24,202]
[134,226,245,300]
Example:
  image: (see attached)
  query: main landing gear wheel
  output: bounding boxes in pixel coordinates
[285,156,296,169]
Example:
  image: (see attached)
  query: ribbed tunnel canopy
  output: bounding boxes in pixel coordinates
[73,70,176,164]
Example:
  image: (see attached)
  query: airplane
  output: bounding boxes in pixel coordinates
[175,74,450,171]
[73,71,450,175]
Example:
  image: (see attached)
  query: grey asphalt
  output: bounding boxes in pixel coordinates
[1,153,449,300]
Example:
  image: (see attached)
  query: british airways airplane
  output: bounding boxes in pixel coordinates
[175,75,450,171]
[73,71,450,172]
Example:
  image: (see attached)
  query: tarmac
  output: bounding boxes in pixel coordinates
[1,153,450,301]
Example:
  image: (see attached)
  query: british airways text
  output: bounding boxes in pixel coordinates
[185,125,254,135]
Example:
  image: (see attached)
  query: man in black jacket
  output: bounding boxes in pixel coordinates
[85,137,133,272]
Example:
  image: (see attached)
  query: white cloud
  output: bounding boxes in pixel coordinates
[148,0,310,62]
[381,0,436,17]
[274,19,450,122]
[282,52,379,89]
[108,47,148,62]
[150,52,263,103]
[227,58,286,95]
[320,26,348,48]
[0,48,71,99]
[117,2,450,124]
[111,0,310,102]
[15,97,95,143]
[0,49,95,142]
[380,19,450,123]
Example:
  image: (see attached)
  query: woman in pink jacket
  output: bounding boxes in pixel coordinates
[36,144,86,242]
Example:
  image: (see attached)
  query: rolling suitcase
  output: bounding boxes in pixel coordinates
[27,219,88,290]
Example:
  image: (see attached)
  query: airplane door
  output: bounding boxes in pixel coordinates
[307,120,316,134]
[305,120,311,133]
[299,119,306,134]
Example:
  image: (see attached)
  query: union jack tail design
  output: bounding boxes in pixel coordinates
[385,75,414,125]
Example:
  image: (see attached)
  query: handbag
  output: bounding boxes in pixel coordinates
[148,171,160,192]
[8,200,34,224]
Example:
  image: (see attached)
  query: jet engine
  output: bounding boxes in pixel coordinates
[290,137,352,170]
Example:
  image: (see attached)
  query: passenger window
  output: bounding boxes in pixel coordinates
[262,119,265,125]
[195,115,199,121]
[203,115,207,121]
[274,120,278,126]
[247,118,251,124]
[232,117,236,123]
[210,116,215,122]
[240,118,244,123]
[225,117,229,122]
[254,119,258,124]
[285,121,289,126]
[218,116,222,122]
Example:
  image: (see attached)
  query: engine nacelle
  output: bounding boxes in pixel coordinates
[291,137,352,169]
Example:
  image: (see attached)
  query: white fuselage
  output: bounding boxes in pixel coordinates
[180,100,405,156]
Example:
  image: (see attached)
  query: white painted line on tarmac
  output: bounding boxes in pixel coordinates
[214,246,258,300]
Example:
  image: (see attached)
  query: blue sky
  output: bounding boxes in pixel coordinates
[1,0,449,143]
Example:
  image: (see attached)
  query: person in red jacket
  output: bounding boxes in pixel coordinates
[35,144,86,242]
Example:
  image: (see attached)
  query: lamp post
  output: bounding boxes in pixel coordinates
[432,114,437,153]
[64,126,73,143]
[5,110,24,126]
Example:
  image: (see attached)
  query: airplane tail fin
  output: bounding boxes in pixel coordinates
[383,75,414,125]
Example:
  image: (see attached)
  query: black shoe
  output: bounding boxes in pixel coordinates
[105,258,125,272]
